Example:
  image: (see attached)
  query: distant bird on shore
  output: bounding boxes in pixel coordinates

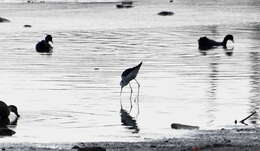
[0,101,20,120]
[36,35,53,53]
[198,34,234,50]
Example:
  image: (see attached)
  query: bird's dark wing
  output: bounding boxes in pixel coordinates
[121,62,142,77]
[198,37,221,50]
[122,67,134,77]
[198,37,218,45]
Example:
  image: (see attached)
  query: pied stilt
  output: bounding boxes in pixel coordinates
[120,61,142,109]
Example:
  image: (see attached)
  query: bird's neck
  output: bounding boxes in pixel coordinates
[222,38,230,48]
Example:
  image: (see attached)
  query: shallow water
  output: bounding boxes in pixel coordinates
[0,0,260,143]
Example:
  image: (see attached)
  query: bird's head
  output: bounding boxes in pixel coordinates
[224,34,234,43]
[45,35,53,43]
[120,80,127,88]
[223,35,234,48]
[8,105,20,117]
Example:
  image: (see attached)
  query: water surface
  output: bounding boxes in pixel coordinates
[0,0,260,143]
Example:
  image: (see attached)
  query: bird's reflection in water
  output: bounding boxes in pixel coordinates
[224,48,234,56]
[199,48,234,56]
[120,105,140,133]
[120,83,141,115]
[0,116,19,136]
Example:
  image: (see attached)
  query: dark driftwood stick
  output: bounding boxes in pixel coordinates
[240,111,257,124]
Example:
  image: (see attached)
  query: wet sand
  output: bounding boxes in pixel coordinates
[1,128,260,151]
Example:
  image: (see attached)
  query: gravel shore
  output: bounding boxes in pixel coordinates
[1,128,260,151]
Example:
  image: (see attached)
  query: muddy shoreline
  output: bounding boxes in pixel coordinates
[1,128,260,151]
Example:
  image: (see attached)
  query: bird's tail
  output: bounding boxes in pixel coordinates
[137,61,142,68]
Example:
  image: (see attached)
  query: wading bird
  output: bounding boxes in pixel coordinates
[36,35,53,53]
[120,62,142,109]
[198,34,234,50]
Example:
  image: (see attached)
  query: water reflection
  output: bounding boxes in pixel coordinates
[249,52,260,124]
[224,48,234,56]
[199,47,233,56]
[120,80,141,114]
[119,84,140,133]
[120,105,140,133]
[205,60,219,126]
[0,116,19,136]
[208,62,218,100]
[209,25,218,35]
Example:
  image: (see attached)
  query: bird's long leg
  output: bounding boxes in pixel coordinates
[134,79,140,103]
[129,82,133,112]
[136,99,140,118]
[134,79,140,116]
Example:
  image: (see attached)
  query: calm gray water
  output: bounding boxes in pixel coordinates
[0,0,260,143]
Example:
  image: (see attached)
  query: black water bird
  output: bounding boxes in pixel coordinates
[36,35,53,53]
[198,34,234,50]
[0,101,19,136]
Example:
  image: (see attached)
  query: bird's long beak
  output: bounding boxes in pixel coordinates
[120,87,123,108]
[14,111,20,118]
[120,87,122,96]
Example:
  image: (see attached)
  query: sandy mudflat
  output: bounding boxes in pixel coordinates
[1,128,260,151]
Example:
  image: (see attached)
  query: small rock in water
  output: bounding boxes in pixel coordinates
[0,17,10,23]
[24,24,32,28]
[158,11,174,16]
[171,123,199,130]
[72,145,106,151]
[94,67,99,70]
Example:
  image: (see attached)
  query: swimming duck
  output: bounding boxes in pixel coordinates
[36,35,53,53]
[0,101,20,120]
[198,34,234,50]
